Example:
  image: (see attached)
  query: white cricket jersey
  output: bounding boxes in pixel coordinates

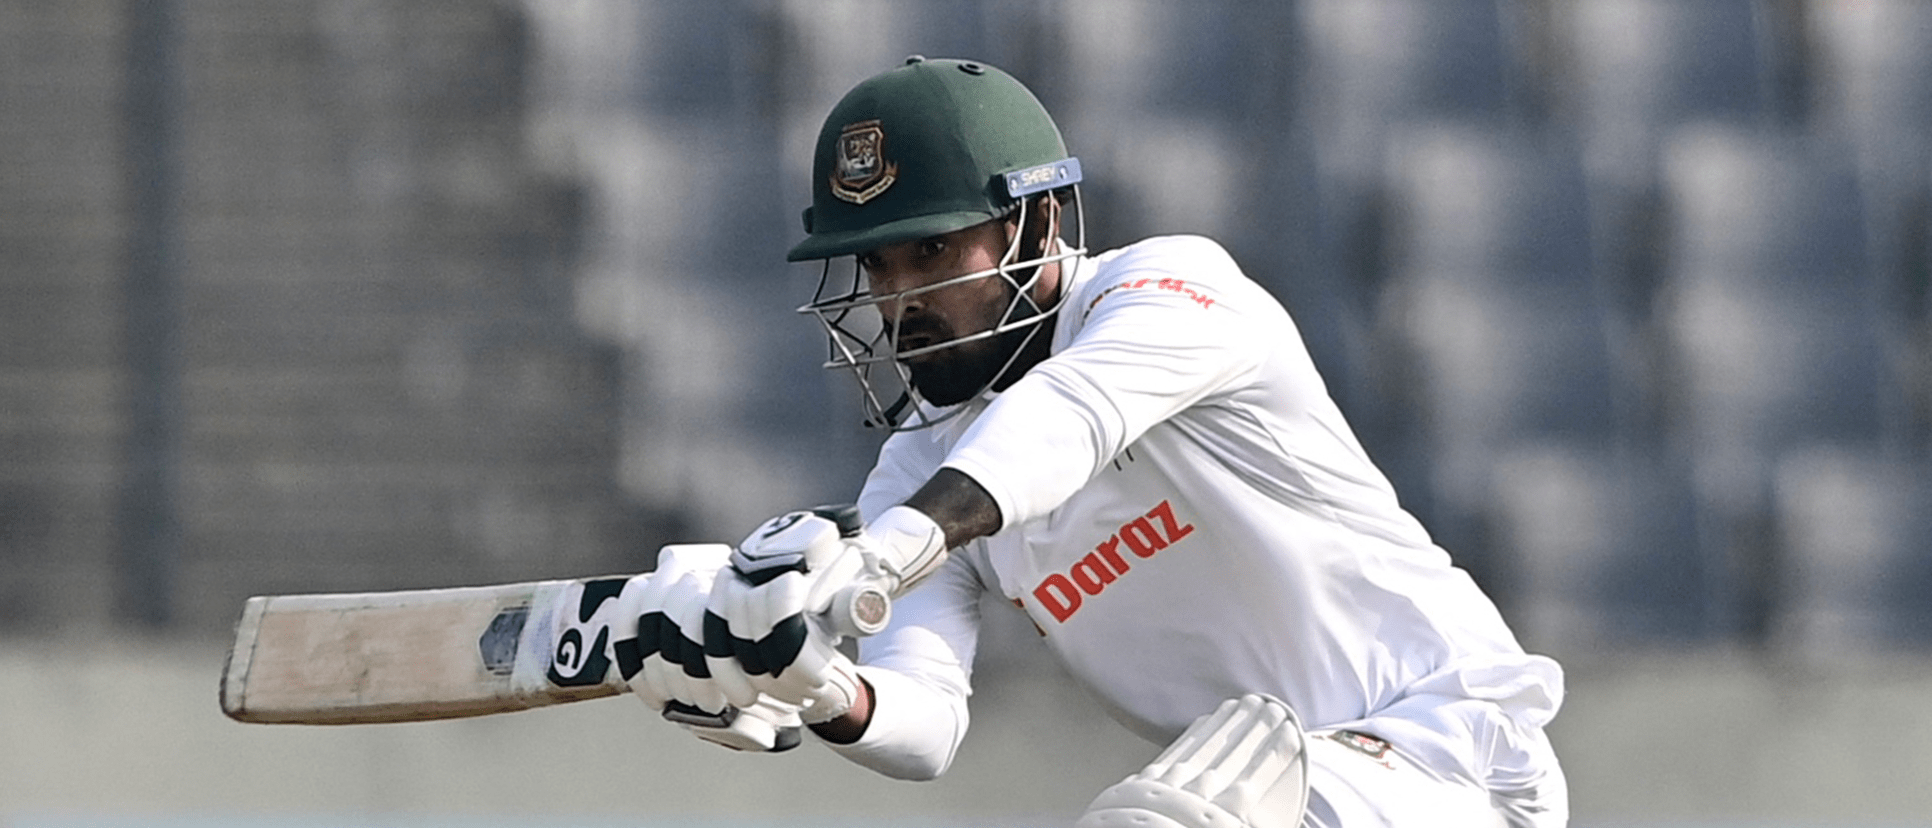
[831,235,1565,823]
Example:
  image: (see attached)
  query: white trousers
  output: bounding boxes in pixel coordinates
[1298,729,1507,828]
[1077,697,1545,828]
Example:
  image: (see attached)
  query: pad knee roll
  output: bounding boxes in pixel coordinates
[1077,694,1310,828]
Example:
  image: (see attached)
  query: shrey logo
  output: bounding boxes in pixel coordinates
[830,119,898,204]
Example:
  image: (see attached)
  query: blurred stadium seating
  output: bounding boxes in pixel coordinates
[1774,446,1932,657]
[2,0,1928,695]
[1657,126,1892,642]
[8,1,1932,825]
[1376,123,1709,648]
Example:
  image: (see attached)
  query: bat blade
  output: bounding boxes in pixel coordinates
[220,578,631,725]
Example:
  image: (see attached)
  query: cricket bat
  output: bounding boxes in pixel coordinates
[220,576,636,725]
[220,571,893,727]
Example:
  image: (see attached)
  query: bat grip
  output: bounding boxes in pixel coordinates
[824,576,893,639]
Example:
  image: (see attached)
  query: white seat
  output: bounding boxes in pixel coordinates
[1773,447,1932,660]
[1658,126,1888,638]
[1488,444,1704,655]
[1379,126,1617,582]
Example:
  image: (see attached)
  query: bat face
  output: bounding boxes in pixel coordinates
[221,578,634,725]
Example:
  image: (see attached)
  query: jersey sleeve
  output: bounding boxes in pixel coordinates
[944,237,1270,528]
[820,548,985,779]
[837,386,983,777]
[857,427,944,521]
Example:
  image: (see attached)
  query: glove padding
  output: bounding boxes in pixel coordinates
[664,695,806,753]
[703,504,946,723]
[704,508,865,723]
[1077,694,1310,828]
[614,544,800,752]
[617,544,736,717]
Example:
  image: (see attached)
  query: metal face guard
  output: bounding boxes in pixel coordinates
[800,191,1086,431]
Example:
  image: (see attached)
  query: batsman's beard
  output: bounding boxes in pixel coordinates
[898,314,1044,407]
[798,191,1086,431]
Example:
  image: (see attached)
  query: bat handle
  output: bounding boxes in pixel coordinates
[824,576,893,639]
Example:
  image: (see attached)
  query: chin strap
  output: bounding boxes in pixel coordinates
[866,392,913,430]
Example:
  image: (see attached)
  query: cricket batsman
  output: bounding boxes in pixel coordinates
[620,57,1569,827]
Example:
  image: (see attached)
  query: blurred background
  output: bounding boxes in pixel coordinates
[2,0,1929,826]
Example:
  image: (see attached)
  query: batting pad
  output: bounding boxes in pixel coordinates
[1077,694,1309,828]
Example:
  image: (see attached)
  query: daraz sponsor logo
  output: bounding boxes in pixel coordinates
[1032,500,1195,623]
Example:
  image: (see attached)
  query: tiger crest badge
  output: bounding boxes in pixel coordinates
[830,119,897,204]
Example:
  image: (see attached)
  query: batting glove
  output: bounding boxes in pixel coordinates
[612,544,799,752]
[704,504,946,723]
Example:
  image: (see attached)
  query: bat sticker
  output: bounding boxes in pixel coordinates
[477,605,528,676]
[545,578,627,687]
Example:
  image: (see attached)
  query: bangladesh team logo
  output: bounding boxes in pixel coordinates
[830,119,897,204]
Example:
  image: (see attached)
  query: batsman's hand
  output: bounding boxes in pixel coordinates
[705,504,946,723]
[613,544,799,752]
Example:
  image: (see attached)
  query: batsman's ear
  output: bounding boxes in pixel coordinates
[801,206,815,233]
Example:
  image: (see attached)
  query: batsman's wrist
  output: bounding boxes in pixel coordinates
[807,674,874,744]
[866,505,949,591]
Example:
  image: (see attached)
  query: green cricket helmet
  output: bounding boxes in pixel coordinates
[791,57,1088,431]
[787,56,1083,262]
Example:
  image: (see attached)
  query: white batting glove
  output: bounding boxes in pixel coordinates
[705,504,946,724]
[610,544,800,752]
[674,695,806,753]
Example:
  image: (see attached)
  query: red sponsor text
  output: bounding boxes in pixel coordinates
[1086,278,1218,314]
[1032,499,1195,623]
